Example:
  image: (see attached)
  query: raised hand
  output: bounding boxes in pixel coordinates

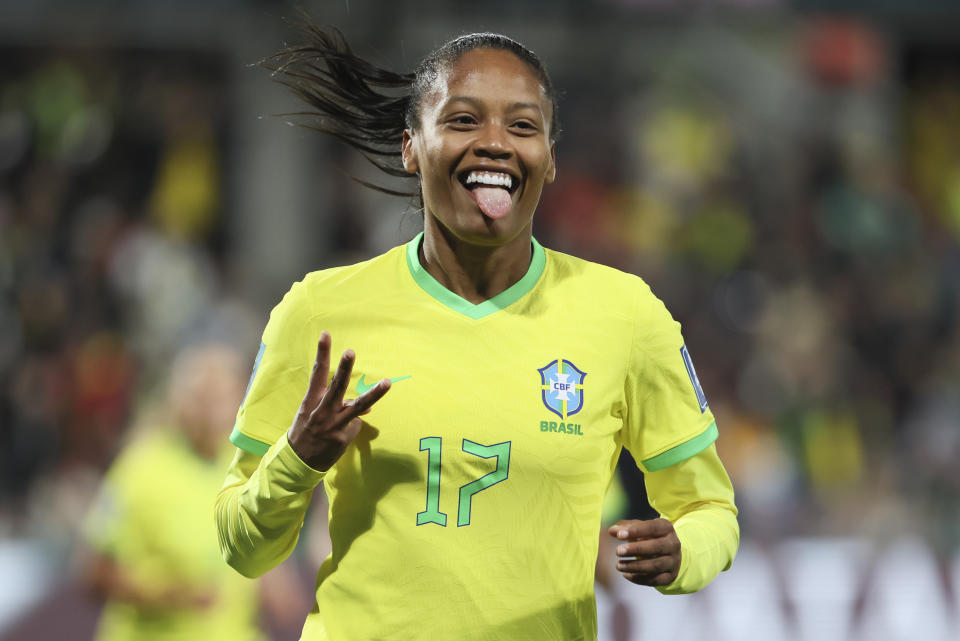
[286,331,390,471]
[607,518,682,587]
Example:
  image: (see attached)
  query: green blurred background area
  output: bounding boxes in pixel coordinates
[1,1,959,640]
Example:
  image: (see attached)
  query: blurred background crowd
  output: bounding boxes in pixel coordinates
[1,0,958,639]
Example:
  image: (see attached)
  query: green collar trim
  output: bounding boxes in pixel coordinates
[405,232,546,319]
[641,422,718,472]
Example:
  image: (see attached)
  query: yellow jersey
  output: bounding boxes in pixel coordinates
[86,428,263,641]
[225,233,733,641]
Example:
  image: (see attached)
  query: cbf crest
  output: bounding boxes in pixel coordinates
[538,359,587,419]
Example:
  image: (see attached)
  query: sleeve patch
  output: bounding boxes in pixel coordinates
[240,342,266,409]
[680,344,709,413]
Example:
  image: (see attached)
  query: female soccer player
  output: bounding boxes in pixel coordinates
[216,25,738,641]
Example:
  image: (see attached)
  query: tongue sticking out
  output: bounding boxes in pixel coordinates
[472,186,512,219]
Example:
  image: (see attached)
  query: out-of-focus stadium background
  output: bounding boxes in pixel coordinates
[1,0,958,639]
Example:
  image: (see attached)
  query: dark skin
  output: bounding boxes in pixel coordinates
[286,331,391,471]
[608,518,682,587]
[286,47,683,588]
[401,48,556,304]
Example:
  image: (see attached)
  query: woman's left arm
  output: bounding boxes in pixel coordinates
[609,443,739,594]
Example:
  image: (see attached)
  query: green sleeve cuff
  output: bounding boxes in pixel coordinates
[641,422,718,472]
[229,426,271,456]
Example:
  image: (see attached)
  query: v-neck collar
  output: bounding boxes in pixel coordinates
[405,232,546,320]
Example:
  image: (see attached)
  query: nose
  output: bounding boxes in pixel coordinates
[473,123,512,160]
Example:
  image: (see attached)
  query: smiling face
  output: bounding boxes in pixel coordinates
[401,47,556,246]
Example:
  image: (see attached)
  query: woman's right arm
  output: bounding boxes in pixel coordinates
[215,434,325,578]
[217,333,391,578]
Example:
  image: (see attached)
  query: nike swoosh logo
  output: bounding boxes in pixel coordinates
[356,374,412,395]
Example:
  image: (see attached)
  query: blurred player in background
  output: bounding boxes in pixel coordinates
[216,23,738,640]
[83,343,306,641]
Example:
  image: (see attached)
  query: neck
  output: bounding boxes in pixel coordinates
[420,217,533,305]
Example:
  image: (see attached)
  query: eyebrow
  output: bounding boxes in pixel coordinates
[445,96,543,113]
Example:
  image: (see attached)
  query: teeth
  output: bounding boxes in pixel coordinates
[465,171,512,190]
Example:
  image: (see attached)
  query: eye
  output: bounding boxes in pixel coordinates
[448,114,478,127]
[510,120,539,135]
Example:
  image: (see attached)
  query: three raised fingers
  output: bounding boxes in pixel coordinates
[304,332,392,426]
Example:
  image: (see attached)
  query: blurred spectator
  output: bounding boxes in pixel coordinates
[80,343,306,641]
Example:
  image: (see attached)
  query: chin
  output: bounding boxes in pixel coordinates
[448,212,528,246]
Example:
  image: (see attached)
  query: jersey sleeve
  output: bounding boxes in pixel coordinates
[230,281,317,455]
[216,432,325,578]
[645,443,739,594]
[622,282,718,472]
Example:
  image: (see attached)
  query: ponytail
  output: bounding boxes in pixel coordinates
[261,23,416,197]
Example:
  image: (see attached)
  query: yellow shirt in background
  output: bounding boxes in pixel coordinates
[86,428,263,641]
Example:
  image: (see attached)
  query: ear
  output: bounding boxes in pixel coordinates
[401,129,419,175]
[544,142,556,184]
